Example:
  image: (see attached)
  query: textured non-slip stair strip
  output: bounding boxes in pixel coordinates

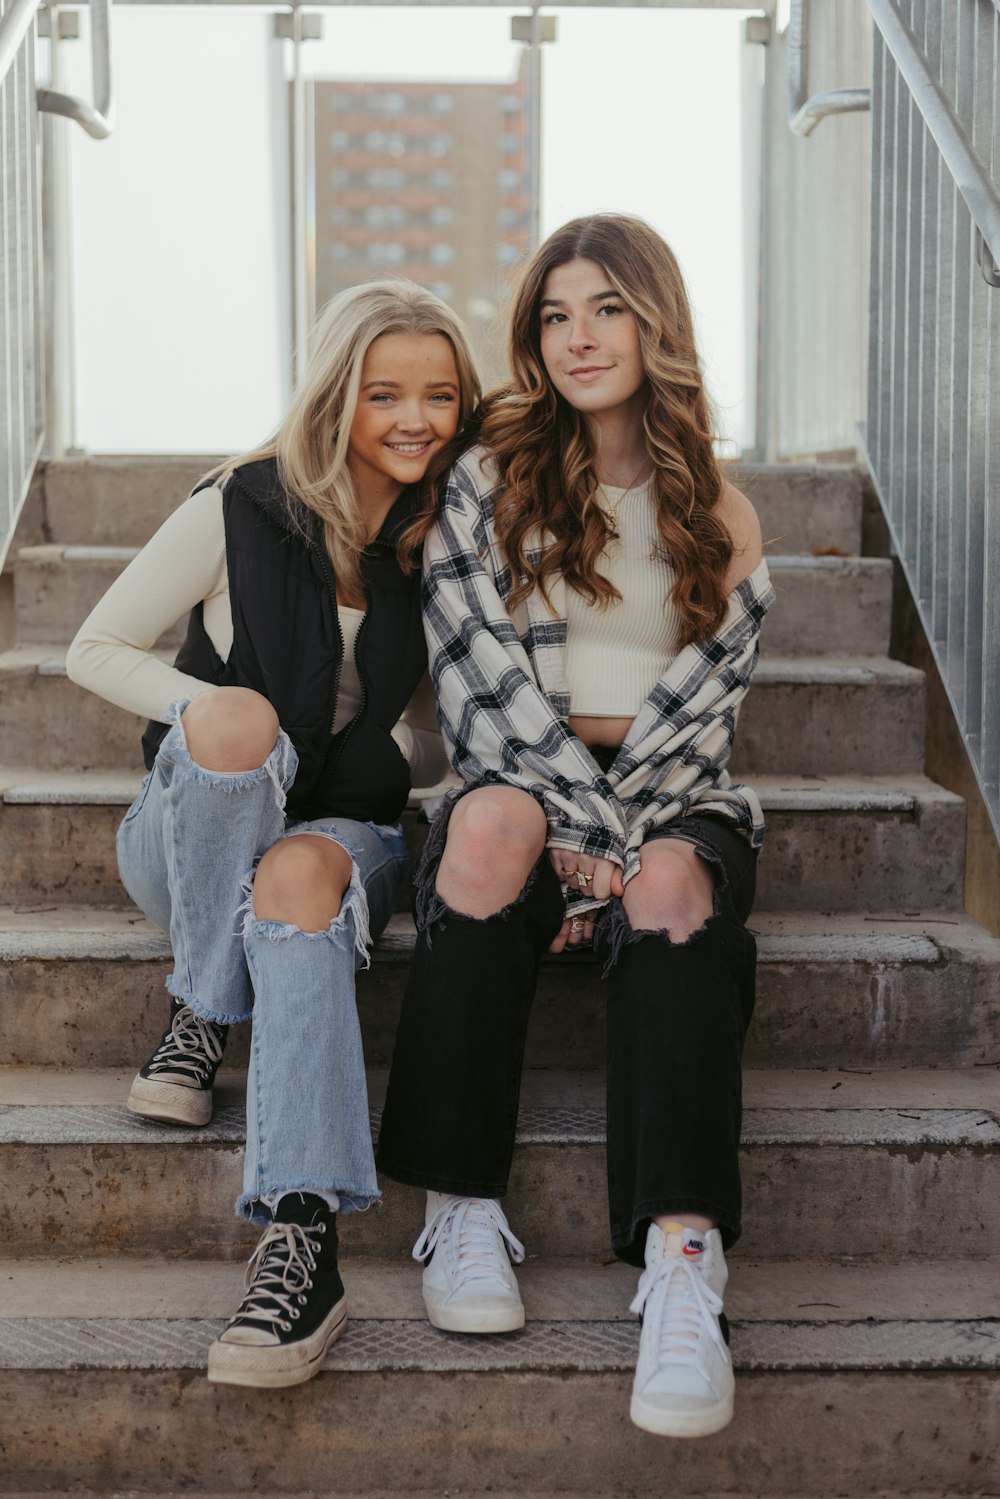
[2,1314,998,1374]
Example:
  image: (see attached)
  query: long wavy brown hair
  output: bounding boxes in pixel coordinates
[482,214,732,645]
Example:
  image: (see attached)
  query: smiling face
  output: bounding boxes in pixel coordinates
[538,257,647,429]
[347,330,461,507]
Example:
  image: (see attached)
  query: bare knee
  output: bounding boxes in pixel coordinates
[253,835,353,932]
[437,787,546,916]
[182,687,280,772]
[622,842,715,941]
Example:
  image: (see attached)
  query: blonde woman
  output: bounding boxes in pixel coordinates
[376,217,773,1438]
[67,281,481,1388]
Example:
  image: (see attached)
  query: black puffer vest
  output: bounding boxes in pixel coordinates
[142,457,428,824]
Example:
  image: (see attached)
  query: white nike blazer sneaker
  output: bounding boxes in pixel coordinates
[413,1192,526,1334]
[629,1220,734,1438]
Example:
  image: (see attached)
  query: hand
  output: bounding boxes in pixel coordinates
[549,911,597,954]
[547,852,625,953]
[549,850,625,903]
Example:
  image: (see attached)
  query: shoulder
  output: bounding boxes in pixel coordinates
[716,482,763,591]
[446,443,502,503]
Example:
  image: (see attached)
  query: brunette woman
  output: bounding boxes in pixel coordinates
[67,281,480,1388]
[377,217,772,1438]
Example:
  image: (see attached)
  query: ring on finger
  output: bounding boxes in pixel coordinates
[570,918,585,933]
[576,870,592,889]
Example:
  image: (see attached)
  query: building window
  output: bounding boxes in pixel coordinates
[431,94,454,115]
[428,134,452,158]
[384,93,406,115]
[497,243,521,266]
[497,168,521,189]
[430,243,454,266]
[429,205,454,227]
[430,169,453,189]
[499,95,521,113]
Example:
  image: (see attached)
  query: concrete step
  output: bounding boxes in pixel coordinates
[33,458,216,549]
[13,545,184,649]
[0,771,967,911]
[4,907,999,1072]
[31,457,864,557]
[1,1257,997,1494]
[2,1066,997,1262]
[13,544,891,659]
[0,648,927,776]
[763,555,891,656]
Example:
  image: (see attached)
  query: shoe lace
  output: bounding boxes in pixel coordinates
[227,1220,326,1334]
[412,1197,526,1284]
[148,1004,226,1084]
[630,1254,726,1369]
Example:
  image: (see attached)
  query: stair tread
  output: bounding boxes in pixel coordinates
[1,644,917,680]
[0,768,966,808]
[7,903,996,966]
[1,1258,997,1373]
[3,1066,997,1145]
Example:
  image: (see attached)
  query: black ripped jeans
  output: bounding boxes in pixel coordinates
[376,806,758,1266]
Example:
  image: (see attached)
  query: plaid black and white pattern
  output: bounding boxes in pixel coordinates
[423,446,775,903]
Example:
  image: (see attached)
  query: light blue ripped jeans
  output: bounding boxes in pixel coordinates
[116,704,409,1226]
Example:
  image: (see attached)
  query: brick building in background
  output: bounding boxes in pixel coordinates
[313,57,531,380]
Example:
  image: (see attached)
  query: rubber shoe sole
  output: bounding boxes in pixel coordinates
[629,1384,735,1439]
[207,1294,348,1388]
[422,1286,525,1334]
[127,1074,212,1127]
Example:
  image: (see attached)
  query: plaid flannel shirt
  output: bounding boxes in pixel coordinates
[423,446,775,911]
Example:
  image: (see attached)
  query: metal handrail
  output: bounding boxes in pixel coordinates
[37,0,114,139]
[868,0,1000,287]
[0,0,42,83]
[788,0,871,137]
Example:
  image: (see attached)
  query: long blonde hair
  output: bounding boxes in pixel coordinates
[482,215,732,646]
[225,280,481,601]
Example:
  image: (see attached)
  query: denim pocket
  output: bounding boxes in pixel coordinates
[120,770,155,827]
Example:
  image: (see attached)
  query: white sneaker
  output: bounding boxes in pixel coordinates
[629,1221,734,1438]
[413,1192,526,1333]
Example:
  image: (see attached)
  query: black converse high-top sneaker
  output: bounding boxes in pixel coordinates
[208,1193,347,1388]
[127,996,229,1127]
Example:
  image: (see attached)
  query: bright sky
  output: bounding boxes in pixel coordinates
[63,6,758,454]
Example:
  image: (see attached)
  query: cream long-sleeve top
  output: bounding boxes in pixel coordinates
[65,485,449,791]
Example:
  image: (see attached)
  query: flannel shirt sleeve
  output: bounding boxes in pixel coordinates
[611,560,776,853]
[423,459,630,865]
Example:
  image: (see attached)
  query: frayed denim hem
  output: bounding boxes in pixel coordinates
[412,782,543,940]
[236,1185,380,1226]
[164,973,251,1027]
[237,859,373,970]
[596,836,729,976]
[160,697,297,813]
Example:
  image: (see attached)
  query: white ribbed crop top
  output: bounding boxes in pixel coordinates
[564,477,682,716]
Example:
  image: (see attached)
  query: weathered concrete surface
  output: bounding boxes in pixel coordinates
[37,458,215,549]
[0,774,969,910]
[0,650,926,776]
[1,1368,997,1494]
[762,555,892,656]
[2,1068,997,1262]
[732,658,925,776]
[5,909,999,1073]
[732,463,864,556]
[0,651,148,771]
[14,547,183,650]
